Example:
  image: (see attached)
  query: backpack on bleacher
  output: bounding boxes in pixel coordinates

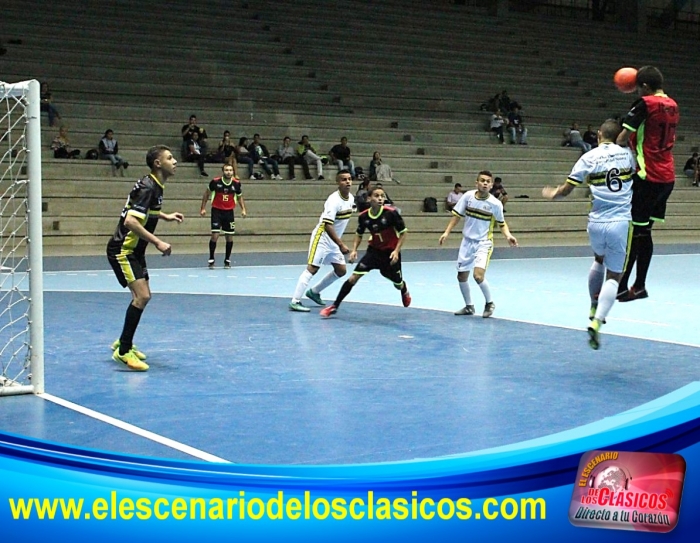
[423,197,438,212]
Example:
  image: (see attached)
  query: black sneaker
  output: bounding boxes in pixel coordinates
[224,260,231,269]
[618,287,648,302]
[482,301,496,318]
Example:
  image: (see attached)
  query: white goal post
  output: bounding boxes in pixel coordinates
[0,79,45,396]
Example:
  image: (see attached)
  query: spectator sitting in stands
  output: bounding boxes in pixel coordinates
[249,134,282,179]
[181,114,208,158]
[185,131,208,177]
[490,109,506,144]
[683,152,698,185]
[507,106,527,145]
[583,124,598,149]
[446,183,463,211]
[215,131,236,163]
[51,126,80,159]
[329,137,356,178]
[369,151,400,184]
[99,129,129,171]
[563,122,591,154]
[40,82,61,127]
[297,135,325,180]
[355,175,371,213]
[490,176,508,212]
[276,136,298,180]
[235,136,256,179]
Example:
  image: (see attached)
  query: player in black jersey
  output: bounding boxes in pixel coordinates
[106,145,184,371]
[320,185,410,317]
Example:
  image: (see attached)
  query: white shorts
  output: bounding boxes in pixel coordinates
[307,227,345,267]
[457,238,493,272]
[587,220,632,273]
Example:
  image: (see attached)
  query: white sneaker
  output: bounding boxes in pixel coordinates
[249,175,256,180]
[276,174,283,180]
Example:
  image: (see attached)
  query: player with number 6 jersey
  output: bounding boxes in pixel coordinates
[542,119,636,349]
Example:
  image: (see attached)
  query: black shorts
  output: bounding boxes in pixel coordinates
[211,207,235,234]
[107,251,149,288]
[631,175,674,226]
[353,246,403,285]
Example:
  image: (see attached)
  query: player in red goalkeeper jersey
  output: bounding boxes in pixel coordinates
[320,185,410,317]
[200,163,247,269]
[615,66,679,302]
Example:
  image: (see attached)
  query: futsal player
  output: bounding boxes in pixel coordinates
[320,185,410,317]
[438,170,518,318]
[542,119,636,350]
[106,145,184,371]
[615,66,679,302]
[289,170,355,312]
[200,163,246,269]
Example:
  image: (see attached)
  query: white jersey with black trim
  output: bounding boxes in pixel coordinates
[314,190,355,239]
[452,189,505,241]
[566,142,635,222]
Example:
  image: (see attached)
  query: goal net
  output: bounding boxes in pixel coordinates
[0,79,45,396]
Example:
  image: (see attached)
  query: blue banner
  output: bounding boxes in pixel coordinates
[2,382,700,542]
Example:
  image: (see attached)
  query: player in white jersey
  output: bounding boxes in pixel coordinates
[542,119,636,350]
[439,170,518,318]
[289,170,355,312]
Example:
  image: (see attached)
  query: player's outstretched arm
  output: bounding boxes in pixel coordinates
[542,182,575,201]
[160,211,184,223]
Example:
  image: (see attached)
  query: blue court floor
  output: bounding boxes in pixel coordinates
[1,247,699,464]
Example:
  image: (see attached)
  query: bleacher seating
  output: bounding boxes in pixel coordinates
[3,0,699,255]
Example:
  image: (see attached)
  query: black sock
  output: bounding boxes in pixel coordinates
[225,241,233,261]
[119,304,143,355]
[334,281,354,308]
[399,281,407,293]
[633,233,654,290]
[618,236,639,293]
[209,240,216,260]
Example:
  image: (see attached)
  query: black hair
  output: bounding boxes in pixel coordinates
[146,145,171,169]
[477,170,493,179]
[636,66,664,92]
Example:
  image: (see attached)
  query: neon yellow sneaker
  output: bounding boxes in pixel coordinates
[110,339,147,361]
[112,348,149,371]
[588,319,602,350]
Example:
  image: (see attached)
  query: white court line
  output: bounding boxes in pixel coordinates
[39,393,231,464]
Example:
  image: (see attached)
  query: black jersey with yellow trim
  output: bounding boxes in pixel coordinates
[107,174,164,256]
[356,205,407,251]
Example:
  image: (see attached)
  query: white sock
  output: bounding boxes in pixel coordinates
[459,281,472,306]
[312,271,342,294]
[595,279,619,322]
[477,279,492,304]
[292,270,314,302]
[588,261,605,303]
